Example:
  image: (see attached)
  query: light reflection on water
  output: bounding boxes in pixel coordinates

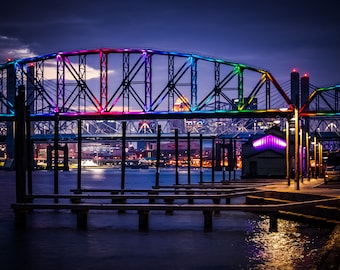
[246,216,329,270]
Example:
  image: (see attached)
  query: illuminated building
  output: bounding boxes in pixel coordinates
[241,126,286,178]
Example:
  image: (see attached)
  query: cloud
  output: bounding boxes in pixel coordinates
[42,60,114,81]
[0,36,113,82]
[0,35,36,63]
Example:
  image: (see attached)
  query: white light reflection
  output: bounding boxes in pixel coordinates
[246,216,330,269]
[87,168,107,181]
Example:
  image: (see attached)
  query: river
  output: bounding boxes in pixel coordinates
[0,168,332,269]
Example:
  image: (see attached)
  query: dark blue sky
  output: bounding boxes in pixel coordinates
[1,0,339,87]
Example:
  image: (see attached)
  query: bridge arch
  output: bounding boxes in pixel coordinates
[0,48,294,119]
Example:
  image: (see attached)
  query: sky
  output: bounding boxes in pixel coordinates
[0,0,339,88]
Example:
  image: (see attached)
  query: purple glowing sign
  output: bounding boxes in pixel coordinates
[252,134,287,151]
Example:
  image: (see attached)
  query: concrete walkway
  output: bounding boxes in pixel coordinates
[256,177,340,270]
[257,177,340,197]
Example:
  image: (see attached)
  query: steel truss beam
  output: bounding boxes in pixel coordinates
[0,49,295,117]
[300,85,340,117]
[7,48,340,138]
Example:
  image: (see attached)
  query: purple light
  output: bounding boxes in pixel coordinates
[252,134,286,151]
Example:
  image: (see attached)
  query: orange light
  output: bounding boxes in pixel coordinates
[303,73,308,77]
[7,58,11,62]
[292,68,298,73]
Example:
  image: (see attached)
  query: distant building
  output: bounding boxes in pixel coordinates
[241,126,286,178]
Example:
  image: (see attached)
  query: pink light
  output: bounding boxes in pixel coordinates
[252,134,286,151]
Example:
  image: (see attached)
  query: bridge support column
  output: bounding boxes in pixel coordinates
[138,210,149,231]
[203,210,213,231]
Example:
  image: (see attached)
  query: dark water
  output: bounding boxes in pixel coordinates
[0,169,332,270]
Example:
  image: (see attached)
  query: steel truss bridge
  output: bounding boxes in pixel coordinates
[0,48,339,151]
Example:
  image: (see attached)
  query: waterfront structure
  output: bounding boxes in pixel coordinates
[241,126,286,178]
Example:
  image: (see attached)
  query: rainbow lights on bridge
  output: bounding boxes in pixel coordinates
[0,47,339,135]
[0,48,295,120]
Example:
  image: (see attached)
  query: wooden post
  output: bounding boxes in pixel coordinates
[200,134,203,184]
[187,131,191,185]
[138,210,149,231]
[228,139,233,181]
[15,85,26,203]
[26,106,33,196]
[63,144,69,171]
[213,199,221,215]
[175,128,179,185]
[233,139,237,180]
[300,127,303,183]
[203,211,213,231]
[286,120,290,185]
[222,138,226,182]
[306,132,310,181]
[121,121,126,190]
[14,210,26,229]
[164,199,174,215]
[269,213,278,232]
[211,137,215,183]
[54,113,59,203]
[77,119,82,190]
[76,210,88,230]
[155,125,161,188]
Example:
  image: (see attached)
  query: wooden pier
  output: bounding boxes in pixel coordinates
[11,186,340,231]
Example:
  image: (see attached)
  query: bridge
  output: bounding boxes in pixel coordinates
[0,48,339,191]
[0,48,338,128]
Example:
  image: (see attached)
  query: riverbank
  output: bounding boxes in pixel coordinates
[256,177,340,269]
